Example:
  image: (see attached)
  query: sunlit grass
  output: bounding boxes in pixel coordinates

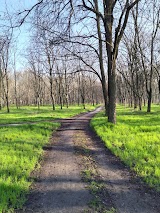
[0,104,98,212]
[0,104,97,124]
[91,104,160,190]
[0,122,60,212]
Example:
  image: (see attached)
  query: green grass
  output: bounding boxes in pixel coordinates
[0,104,98,212]
[0,104,97,125]
[91,104,160,190]
[0,122,60,212]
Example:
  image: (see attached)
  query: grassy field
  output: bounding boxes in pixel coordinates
[91,104,160,191]
[0,104,97,125]
[0,104,97,213]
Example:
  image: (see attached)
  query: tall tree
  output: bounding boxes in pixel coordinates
[18,0,141,123]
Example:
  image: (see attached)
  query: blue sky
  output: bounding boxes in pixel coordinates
[1,0,37,70]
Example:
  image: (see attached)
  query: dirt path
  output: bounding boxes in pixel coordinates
[18,108,160,213]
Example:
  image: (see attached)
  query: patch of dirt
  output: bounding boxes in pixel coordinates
[17,107,160,213]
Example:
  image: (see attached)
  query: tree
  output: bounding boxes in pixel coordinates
[132,1,160,112]
[17,0,141,123]
[0,36,11,113]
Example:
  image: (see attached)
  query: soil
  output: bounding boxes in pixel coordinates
[17,107,160,213]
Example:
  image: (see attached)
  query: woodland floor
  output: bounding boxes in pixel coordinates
[16,107,160,213]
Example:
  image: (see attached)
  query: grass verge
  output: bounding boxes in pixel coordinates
[91,104,160,190]
[0,122,60,212]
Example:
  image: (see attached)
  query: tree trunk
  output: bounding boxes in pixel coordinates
[147,90,152,112]
[133,93,138,109]
[3,72,10,113]
[101,79,108,116]
[94,0,108,115]
[49,76,55,110]
[6,96,9,113]
[82,96,85,109]
[108,60,116,124]
[138,97,142,111]
[103,1,116,124]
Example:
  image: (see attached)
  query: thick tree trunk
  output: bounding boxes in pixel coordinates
[81,95,85,109]
[103,1,116,124]
[108,59,116,124]
[101,79,108,116]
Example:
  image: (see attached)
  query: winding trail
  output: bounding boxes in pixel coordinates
[18,108,160,213]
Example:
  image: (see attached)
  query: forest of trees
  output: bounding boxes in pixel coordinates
[0,0,160,123]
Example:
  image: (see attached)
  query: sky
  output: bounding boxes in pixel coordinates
[1,0,37,70]
[1,0,158,71]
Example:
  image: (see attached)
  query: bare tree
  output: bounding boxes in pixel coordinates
[132,1,160,112]
[0,37,11,113]
[17,0,141,123]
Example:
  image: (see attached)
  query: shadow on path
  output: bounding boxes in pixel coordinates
[17,107,160,213]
